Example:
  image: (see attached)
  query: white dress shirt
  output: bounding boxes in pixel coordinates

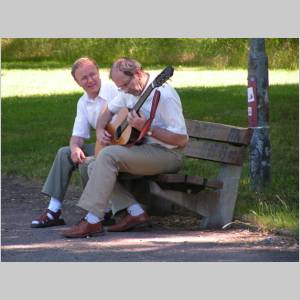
[72,81,118,139]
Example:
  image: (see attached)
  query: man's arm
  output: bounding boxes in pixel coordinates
[148,127,188,148]
[69,136,86,164]
[127,110,188,148]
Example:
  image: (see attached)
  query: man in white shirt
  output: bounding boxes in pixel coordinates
[62,58,188,238]
[31,57,118,228]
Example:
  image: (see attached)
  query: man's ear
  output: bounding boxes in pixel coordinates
[135,69,143,79]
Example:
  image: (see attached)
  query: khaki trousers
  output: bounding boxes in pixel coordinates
[77,144,183,218]
[42,144,95,200]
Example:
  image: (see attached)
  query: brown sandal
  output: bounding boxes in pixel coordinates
[31,209,65,228]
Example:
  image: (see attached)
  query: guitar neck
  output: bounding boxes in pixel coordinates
[133,83,155,113]
[119,83,155,132]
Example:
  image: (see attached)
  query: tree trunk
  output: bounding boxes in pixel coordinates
[247,38,271,192]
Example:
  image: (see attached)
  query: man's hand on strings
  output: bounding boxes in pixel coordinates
[127,110,147,131]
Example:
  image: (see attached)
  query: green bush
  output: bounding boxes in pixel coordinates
[2,38,298,69]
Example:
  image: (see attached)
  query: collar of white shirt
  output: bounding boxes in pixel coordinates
[85,87,105,103]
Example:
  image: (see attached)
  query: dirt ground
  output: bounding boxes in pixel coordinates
[1,176,299,262]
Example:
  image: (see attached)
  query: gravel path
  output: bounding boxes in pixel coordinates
[1,176,298,262]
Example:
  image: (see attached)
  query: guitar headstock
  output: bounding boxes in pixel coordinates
[152,66,174,88]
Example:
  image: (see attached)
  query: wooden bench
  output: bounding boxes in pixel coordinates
[121,119,252,229]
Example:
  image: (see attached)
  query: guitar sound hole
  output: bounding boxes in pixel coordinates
[116,126,122,140]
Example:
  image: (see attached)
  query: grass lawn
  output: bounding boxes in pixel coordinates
[1,69,299,236]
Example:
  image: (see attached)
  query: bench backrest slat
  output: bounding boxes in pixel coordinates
[186,119,252,146]
[183,139,247,166]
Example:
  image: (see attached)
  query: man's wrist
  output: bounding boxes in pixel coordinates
[70,145,81,153]
[147,126,154,136]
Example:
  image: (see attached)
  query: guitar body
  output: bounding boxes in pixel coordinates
[107,107,132,144]
[94,107,139,156]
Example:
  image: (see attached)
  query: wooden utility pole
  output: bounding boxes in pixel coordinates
[247,38,271,191]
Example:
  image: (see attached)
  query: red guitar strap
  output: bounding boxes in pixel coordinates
[127,89,161,147]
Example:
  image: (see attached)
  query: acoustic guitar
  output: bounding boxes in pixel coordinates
[94,66,174,156]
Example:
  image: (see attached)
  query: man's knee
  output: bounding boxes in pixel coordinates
[79,156,95,177]
[57,146,71,158]
[55,146,73,166]
[87,160,95,177]
[97,146,120,163]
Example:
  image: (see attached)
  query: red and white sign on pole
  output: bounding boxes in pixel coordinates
[247,76,258,127]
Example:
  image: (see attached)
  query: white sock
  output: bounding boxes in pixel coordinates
[127,204,144,216]
[47,197,62,220]
[85,212,103,224]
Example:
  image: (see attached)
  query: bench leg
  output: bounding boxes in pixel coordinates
[201,164,243,228]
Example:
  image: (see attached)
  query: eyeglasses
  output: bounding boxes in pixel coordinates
[117,75,134,91]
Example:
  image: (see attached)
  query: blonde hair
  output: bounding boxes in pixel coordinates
[71,57,99,80]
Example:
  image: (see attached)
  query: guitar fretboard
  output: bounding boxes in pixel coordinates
[118,83,155,135]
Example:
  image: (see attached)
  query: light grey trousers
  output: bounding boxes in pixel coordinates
[41,143,95,200]
[77,144,183,218]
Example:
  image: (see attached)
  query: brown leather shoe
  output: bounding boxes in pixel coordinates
[107,212,151,232]
[62,219,104,238]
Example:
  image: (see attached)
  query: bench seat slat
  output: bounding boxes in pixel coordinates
[154,173,223,193]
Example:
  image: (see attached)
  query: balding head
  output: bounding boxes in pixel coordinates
[110,57,142,79]
[110,58,149,96]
